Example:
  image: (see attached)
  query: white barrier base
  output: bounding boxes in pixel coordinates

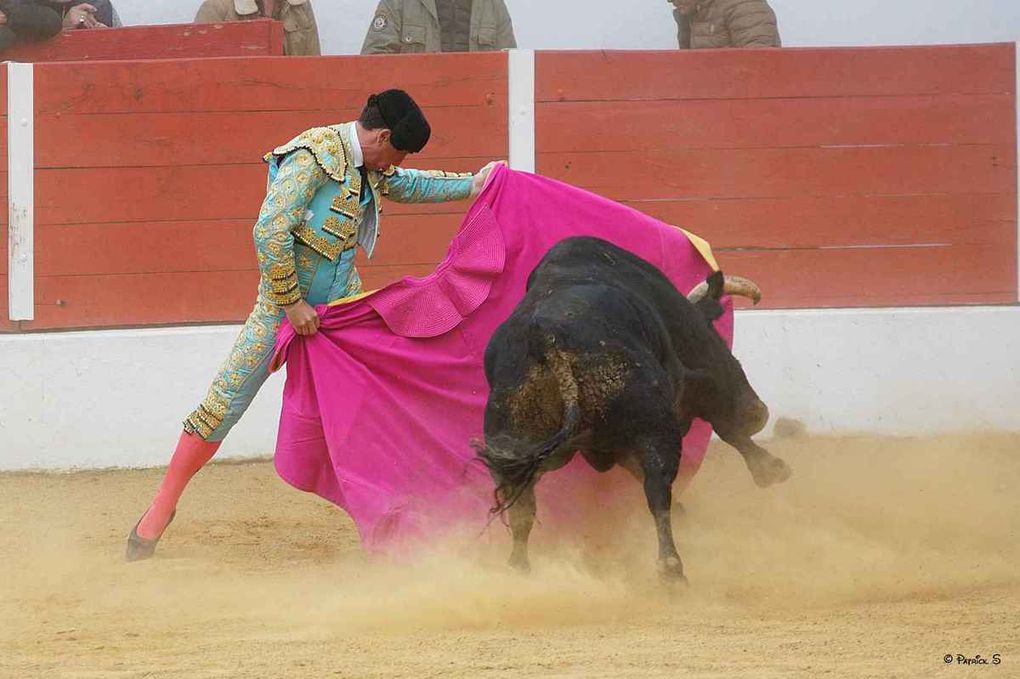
[2,306,1018,470]
[0,326,284,470]
[733,306,1020,437]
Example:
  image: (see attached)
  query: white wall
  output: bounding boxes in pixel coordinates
[733,307,1020,436]
[114,0,1020,56]
[2,307,1019,471]
[0,326,285,469]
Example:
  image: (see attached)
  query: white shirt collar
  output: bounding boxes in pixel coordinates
[348,123,364,169]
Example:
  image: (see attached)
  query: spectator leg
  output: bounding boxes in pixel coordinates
[6,4,62,42]
[0,25,17,51]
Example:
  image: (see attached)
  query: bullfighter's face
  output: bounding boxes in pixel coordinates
[360,127,409,172]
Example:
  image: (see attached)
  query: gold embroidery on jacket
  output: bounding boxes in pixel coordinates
[330,190,361,219]
[184,393,229,440]
[293,224,343,261]
[322,216,359,249]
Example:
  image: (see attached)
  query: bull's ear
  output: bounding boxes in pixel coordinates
[706,270,724,300]
[696,298,725,322]
[694,271,725,321]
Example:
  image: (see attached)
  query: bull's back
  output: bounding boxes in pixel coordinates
[529,237,693,321]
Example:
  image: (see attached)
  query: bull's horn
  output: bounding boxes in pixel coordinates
[686,280,711,305]
[687,275,762,306]
[724,276,762,305]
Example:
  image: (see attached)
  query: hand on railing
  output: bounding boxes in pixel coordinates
[62,4,108,30]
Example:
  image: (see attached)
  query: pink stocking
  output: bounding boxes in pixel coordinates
[136,430,221,540]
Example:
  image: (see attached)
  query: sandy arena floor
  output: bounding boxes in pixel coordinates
[1,434,1018,678]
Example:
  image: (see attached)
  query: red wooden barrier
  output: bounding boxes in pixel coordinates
[3,45,1016,331]
[24,52,508,329]
[1,21,283,62]
[537,44,1018,309]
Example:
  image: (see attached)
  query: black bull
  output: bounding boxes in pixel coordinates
[477,236,791,581]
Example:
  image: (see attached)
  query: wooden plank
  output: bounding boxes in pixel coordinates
[380,199,477,217]
[34,160,486,226]
[537,44,1016,102]
[32,106,506,169]
[538,144,1016,200]
[0,275,9,332]
[25,261,457,329]
[35,165,267,225]
[26,270,261,330]
[626,193,1017,249]
[715,241,1017,309]
[34,221,256,277]
[537,95,1015,152]
[28,214,465,329]
[0,171,8,225]
[34,213,464,276]
[1,21,284,63]
[34,53,508,115]
[25,234,1016,329]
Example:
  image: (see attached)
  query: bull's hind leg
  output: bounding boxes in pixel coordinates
[721,435,792,488]
[507,482,537,573]
[637,434,687,583]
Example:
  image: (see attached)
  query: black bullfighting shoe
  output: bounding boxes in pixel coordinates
[125,509,176,562]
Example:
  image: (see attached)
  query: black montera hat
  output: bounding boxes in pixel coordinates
[368,89,431,153]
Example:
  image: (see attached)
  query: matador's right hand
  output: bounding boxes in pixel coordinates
[283,299,320,336]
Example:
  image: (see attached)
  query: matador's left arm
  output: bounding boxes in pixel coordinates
[378,167,474,203]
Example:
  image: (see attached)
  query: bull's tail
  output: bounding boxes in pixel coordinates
[476,348,581,518]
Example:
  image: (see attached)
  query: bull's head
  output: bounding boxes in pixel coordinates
[684,270,768,438]
[686,271,761,320]
[683,271,790,487]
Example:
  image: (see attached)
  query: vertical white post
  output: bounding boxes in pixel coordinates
[508,49,535,173]
[1015,43,1019,302]
[8,62,34,321]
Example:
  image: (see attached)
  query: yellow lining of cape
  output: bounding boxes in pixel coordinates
[678,227,719,272]
[328,289,378,306]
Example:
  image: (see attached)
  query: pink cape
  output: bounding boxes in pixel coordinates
[271,166,733,551]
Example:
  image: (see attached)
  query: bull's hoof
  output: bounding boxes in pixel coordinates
[657,556,687,585]
[125,509,175,563]
[664,573,690,588]
[750,455,792,488]
[773,417,807,439]
[508,555,531,574]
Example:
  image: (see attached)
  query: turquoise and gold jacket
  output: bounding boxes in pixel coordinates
[253,122,474,306]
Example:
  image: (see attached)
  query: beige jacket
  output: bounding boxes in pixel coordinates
[194,0,321,56]
[361,0,516,54]
[674,0,780,49]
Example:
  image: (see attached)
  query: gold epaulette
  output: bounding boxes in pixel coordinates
[264,125,349,182]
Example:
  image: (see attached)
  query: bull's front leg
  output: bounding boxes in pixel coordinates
[507,482,537,573]
[638,436,687,584]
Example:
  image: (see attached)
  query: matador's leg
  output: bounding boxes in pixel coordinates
[127,298,283,560]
